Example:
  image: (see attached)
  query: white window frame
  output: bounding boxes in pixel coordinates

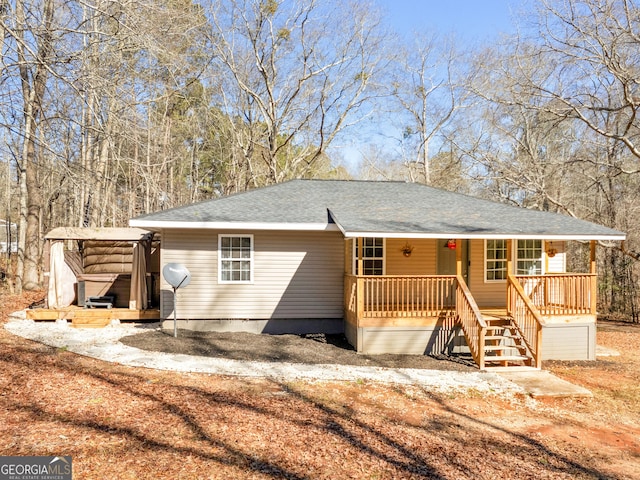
[218,234,254,284]
[484,239,508,282]
[516,239,544,276]
[484,239,545,282]
[352,237,386,275]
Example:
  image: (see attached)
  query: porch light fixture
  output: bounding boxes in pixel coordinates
[446,239,456,250]
[401,242,414,257]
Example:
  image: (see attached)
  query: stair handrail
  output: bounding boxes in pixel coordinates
[507,274,546,369]
[455,275,487,370]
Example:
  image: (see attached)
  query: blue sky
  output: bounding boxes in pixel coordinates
[337,0,530,172]
[376,0,526,40]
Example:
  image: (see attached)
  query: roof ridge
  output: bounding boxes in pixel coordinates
[290,178,410,184]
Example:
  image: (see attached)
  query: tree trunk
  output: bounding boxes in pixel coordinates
[14,0,54,291]
[23,115,43,290]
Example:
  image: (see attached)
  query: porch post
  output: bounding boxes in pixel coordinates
[590,240,597,315]
[506,239,513,314]
[456,238,462,277]
[356,237,364,325]
[357,237,363,276]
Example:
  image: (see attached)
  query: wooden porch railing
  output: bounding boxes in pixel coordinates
[514,274,596,315]
[344,274,486,367]
[507,275,545,369]
[344,274,359,326]
[347,273,586,370]
[455,275,487,370]
[345,275,457,320]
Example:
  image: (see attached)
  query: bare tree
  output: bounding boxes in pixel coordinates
[519,0,640,164]
[74,0,211,221]
[206,0,391,187]
[391,33,464,186]
[5,0,55,292]
[0,0,8,74]
[459,0,640,319]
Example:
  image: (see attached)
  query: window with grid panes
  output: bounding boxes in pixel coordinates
[516,239,543,275]
[485,239,507,281]
[219,235,253,283]
[354,238,384,275]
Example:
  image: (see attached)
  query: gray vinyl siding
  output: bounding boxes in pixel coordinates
[359,324,462,355]
[160,229,344,320]
[357,323,595,360]
[362,328,435,355]
[359,323,595,360]
[542,323,595,360]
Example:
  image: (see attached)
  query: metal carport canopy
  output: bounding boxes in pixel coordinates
[44,227,153,242]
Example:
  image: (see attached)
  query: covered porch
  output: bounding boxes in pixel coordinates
[343,238,599,371]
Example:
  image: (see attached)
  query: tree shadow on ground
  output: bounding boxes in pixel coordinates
[0,334,616,479]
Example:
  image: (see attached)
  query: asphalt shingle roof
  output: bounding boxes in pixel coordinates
[130,180,625,239]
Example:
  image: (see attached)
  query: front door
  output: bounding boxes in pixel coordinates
[437,239,469,285]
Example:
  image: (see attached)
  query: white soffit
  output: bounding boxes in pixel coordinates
[129,220,340,232]
[339,231,626,241]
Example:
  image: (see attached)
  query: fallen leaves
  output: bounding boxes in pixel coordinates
[1,289,639,479]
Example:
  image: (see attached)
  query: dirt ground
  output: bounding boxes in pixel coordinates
[120,329,477,371]
[2,290,640,479]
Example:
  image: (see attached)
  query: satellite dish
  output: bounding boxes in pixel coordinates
[162,263,191,337]
[163,263,191,289]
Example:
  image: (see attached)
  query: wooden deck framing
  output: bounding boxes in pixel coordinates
[26,307,160,328]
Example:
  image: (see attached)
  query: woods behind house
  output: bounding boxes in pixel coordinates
[1,0,638,320]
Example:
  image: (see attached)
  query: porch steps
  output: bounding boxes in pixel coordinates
[483,365,540,372]
[482,317,535,369]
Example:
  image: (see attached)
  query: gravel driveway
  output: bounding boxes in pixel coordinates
[4,313,525,396]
